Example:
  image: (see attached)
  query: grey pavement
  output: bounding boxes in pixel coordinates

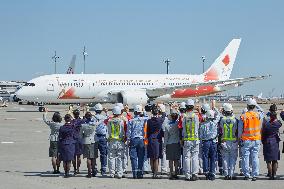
[1,103,284,189]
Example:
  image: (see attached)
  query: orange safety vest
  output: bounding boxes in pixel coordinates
[241,111,261,140]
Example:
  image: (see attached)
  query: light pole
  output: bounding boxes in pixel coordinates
[83,46,88,74]
[164,59,171,74]
[52,51,60,74]
[201,56,206,73]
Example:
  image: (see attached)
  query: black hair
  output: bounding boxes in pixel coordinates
[73,109,80,118]
[151,105,159,116]
[247,105,256,110]
[224,111,233,116]
[52,112,62,123]
[186,105,194,111]
[95,110,102,114]
[179,108,186,113]
[134,111,140,116]
[201,108,207,114]
[64,114,72,123]
[171,113,178,121]
[85,112,93,119]
[269,104,277,112]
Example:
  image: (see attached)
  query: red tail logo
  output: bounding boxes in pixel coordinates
[222,55,230,66]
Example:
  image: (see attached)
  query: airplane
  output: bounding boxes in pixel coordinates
[66,55,76,74]
[16,39,271,110]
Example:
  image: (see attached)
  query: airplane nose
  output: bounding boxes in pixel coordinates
[15,88,25,99]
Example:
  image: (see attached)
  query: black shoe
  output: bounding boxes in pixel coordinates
[144,171,149,174]
[133,175,137,179]
[185,178,190,181]
[232,176,237,180]
[251,177,257,181]
[219,169,224,175]
[244,176,250,180]
[137,175,143,179]
[209,175,215,181]
[86,173,92,178]
[64,173,70,178]
[224,176,229,180]
[152,174,160,179]
[191,174,198,181]
[239,172,244,176]
[52,170,57,174]
[205,174,210,180]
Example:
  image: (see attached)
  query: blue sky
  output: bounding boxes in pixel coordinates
[0,1,283,97]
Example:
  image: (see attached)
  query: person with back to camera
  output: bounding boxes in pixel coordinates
[43,108,63,174]
[261,104,282,180]
[146,105,164,179]
[71,109,83,175]
[58,114,76,178]
[239,98,264,181]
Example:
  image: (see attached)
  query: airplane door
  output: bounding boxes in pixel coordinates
[47,81,55,91]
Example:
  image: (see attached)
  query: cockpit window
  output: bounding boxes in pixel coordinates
[24,83,35,86]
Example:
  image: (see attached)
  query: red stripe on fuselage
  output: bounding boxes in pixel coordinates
[171,85,217,98]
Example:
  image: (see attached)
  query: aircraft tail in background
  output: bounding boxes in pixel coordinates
[66,55,76,74]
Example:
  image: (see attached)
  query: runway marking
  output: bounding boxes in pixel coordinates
[1,141,14,144]
[4,118,16,120]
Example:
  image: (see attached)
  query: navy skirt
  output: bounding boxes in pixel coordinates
[59,143,75,162]
[263,138,280,161]
[147,138,162,159]
[75,139,83,155]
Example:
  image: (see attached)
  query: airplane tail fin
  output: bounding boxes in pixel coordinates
[203,39,241,81]
[257,92,263,99]
[66,55,76,74]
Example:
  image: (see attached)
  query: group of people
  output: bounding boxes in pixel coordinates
[42,98,284,181]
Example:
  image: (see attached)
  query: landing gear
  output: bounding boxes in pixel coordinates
[39,106,46,112]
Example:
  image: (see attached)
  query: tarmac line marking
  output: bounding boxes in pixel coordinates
[1,142,15,144]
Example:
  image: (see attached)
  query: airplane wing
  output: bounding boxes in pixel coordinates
[146,74,271,97]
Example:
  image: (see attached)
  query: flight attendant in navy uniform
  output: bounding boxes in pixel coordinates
[71,109,83,175]
[58,114,76,178]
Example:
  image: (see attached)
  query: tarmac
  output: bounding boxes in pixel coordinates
[1,102,284,189]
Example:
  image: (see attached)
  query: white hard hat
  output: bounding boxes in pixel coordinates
[158,104,166,113]
[112,106,122,115]
[223,103,233,112]
[186,99,195,106]
[170,109,178,114]
[115,103,124,110]
[180,102,186,109]
[94,103,103,111]
[201,103,210,112]
[206,110,215,119]
[247,98,257,106]
[134,105,143,113]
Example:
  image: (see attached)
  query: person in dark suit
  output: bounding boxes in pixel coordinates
[58,114,76,178]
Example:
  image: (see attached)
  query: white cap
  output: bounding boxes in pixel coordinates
[115,103,124,110]
[247,98,257,106]
[158,104,166,113]
[206,110,215,119]
[180,102,186,109]
[186,99,195,106]
[223,103,233,112]
[201,103,210,112]
[94,103,103,111]
[112,106,122,115]
[170,109,178,114]
[134,105,143,113]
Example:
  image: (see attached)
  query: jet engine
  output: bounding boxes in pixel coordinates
[119,90,148,107]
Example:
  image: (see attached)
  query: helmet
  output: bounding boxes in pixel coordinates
[206,110,215,119]
[201,103,210,112]
[223,103,233,112]
[116,103,124,110]
[134,105,143,113]
[186,99,195,106]
[179,102,186,109]
[170,109,178,114]
[158,104,166,113]
[247,98,257,106]
[94,103,103,111]
[112,106,122,115]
